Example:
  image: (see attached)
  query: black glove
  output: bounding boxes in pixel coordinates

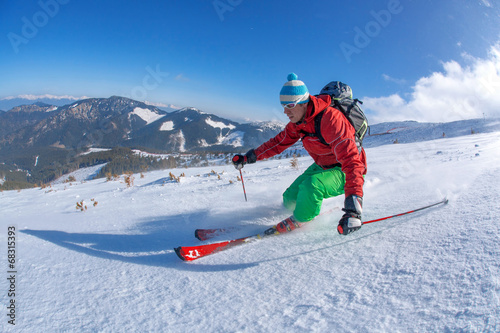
[232,149,257,170]
[337,195,363,235]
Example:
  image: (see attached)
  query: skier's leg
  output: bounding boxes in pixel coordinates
[292,166,346,222]
[282,163,322,211]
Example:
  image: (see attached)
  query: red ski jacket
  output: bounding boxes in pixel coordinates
[254,94,367,197]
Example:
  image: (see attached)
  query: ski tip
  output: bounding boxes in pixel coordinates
[194,229,203,241]
[443,198,449,205]
[174,247,187,261]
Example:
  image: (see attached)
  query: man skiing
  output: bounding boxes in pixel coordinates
[232,73,367,235]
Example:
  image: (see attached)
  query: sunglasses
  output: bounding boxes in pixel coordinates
[283,102,300,109]
[283,95,307,109]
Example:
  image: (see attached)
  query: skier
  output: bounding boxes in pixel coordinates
[232,73,367,235]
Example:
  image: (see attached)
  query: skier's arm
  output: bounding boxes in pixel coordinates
[325,119,365,235]
[253,124,300,161]
[320,111,365,197]
[232,124,299,169]
[333,138,365,197]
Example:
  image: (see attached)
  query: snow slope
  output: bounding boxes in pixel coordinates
[129,107,165,125]
[364,117,500,147]
[1,129,499,332]
[51,163,108,184]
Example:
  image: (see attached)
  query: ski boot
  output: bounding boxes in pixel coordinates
[264,216,303,236]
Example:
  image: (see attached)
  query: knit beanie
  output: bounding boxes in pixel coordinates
[280,73,310,105]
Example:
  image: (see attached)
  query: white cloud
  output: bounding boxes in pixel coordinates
[143,100,181,109]
[1,94,90,101]
[382,74,407,85]
[480,0,492,7]
[364,43,500,124]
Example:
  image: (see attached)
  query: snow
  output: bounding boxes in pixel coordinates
[205,117,236,130]
[159,120,174,131]
[364,117,500,147]
[131,150,173,160]
[218,130,244,147]
[1,124,500,332]
[201,130,244,147]
[51,163,108,184]
[80,148,111,155]
[169,130,186,152]
[129,107,164,125]
[199,138,209,147]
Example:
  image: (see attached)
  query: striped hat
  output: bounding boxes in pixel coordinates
[280,73,310,105]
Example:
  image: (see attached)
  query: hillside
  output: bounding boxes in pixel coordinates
[1,126,499,332]
[1,97,499,191]
[0,97,284,188]
[0,97,284,155]
[364,118,500,147]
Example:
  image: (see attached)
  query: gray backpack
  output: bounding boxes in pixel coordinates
[315,81,369,146]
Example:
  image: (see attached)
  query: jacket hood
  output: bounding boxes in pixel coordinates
[304,94,331,123]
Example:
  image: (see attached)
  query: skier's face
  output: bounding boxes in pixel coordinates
[283,103,307,123]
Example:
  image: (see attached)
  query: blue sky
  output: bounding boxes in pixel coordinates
[1,0,499,123]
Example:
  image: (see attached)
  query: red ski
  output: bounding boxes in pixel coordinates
[194,227,236,241]
[176,218,300,261]
[174,199,448,262]
[175,232,267,261]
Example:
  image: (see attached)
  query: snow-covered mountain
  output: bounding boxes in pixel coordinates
[0,96,284,154]
[364,118,500,147]
[0,95,85,111]
[127,107,283,152]
[0,96,169,150]
[2,95,500,192]
[2,125,499,332]
[0,102,59,139]
[0,96,285,187]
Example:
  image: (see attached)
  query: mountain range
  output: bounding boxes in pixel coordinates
[0,96,285,187]
[2,95,499,190]
[0,96,283,155]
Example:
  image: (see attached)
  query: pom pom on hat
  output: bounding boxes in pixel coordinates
[280,73,309,105]
[287,73,298,81]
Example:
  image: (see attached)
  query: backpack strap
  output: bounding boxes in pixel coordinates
[300,109,328,145]
[314,110,328,145]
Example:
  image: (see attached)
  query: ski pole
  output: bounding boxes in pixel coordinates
[363,198,448,225]
[239,169,248,202]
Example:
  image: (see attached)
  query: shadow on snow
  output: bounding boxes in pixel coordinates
[20,208,274,272]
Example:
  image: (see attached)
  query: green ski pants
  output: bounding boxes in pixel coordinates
[283,163,346,222]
